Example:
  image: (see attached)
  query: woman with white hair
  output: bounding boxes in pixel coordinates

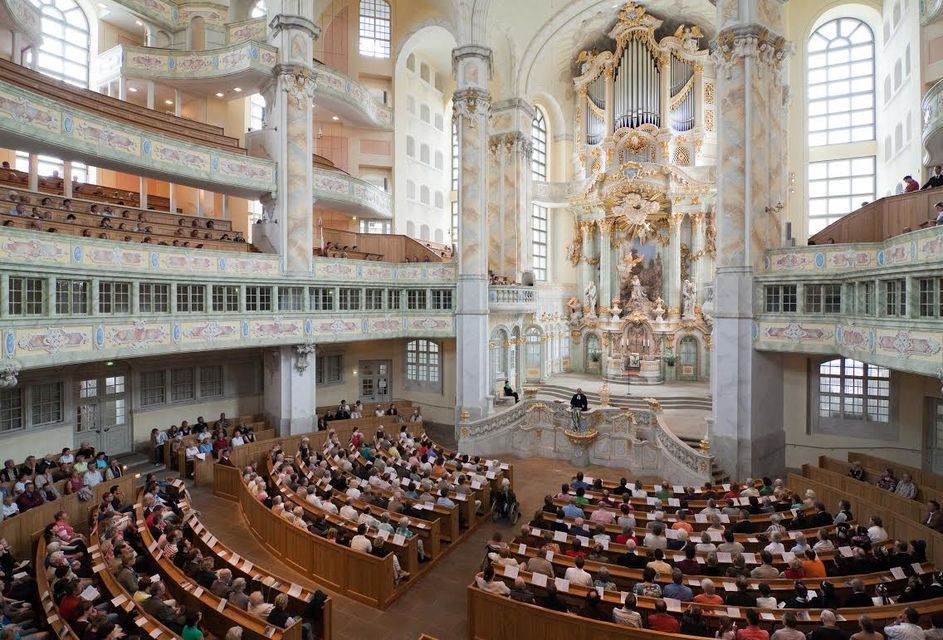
[228,577,249,610]
[764,530,785,554]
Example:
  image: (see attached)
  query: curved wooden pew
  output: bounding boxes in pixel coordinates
[215,462,400,609]
[36,536,82,640]
[134,499,305,640]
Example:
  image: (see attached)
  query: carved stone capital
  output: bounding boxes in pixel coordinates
[710,25,792,76]
[453,88,491,129]
[277,64,316,109]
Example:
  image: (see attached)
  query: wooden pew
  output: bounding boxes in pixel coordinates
[173,486,333,639]
[0,473,135,558]
[135,499,305,640]
[173,427,273,478]
[214,463,400,609]
[845,452,943,500]
[36,536,82,640]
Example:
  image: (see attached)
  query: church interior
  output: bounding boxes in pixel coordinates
[2,0,943,638]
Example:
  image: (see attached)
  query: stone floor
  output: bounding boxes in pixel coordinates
[191,453,652,640]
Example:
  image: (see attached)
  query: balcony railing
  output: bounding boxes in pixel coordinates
[489,285,538,312]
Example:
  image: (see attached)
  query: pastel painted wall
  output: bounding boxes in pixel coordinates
[782,353,939,470]
[314,338,457,424]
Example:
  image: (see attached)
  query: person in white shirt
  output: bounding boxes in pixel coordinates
[305,487,322,508]
[790,532,810,555]
[695,530,717,553]
[475,566,510,596]
[339,498,359,522]
[884,607,926,640]
[755,583,778,609]
[350,524,372,553]
[83,468,103,487]
[345,485,362,500]
[868,516,889,543]
[247,591,274,617]
[812,529,835,553]
[1,496,18,518]
[764,531,785,555]
[643,524,668,551]
[563,557,594,587]
[230,433,245,447]
[184,445,200,461]
[374,407,385,417]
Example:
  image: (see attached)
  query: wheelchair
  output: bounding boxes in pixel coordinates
[490,488,520,524]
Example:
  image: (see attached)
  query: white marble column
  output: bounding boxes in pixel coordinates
[27,154,38,191]
[690,211,706,302]
[138,177,148,210]
[666,213,684,317]
[488,100,533,281]
[264,344,317,435]
[253,1,317,273]
[62,162,72,198]
[598,219,613,310]
[579,221,596,315]
[710,0,791,480]
[453,45,492,421]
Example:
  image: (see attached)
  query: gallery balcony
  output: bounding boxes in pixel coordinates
[488,285,538,313]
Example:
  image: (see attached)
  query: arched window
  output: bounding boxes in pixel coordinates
[434,191,443,208]
[30,0,90,87]
[434,113,444,130]
[406,136,415,157]
[419,224,429,240]
[420,104,430,123]
[420,185,430,205]
[817,357,890,423]
[407,95,416,114]
[807,18,875,147]
[406,339,440,383]
[406,179,415,200]
[406,53,415,71]
[250,1,266,18]
[420,144,430,164]
[420,63,430,82]
[434,228,443,243]
[894,59,902,89]
[434,151,444,170]
[531,106,548,181]
[807,18,876,235]
[406,220,415,236]
[451,116,459,243]
[525,327,542,381]
[359,0,390,58]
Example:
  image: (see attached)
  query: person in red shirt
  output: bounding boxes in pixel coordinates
[15,482,44,512]
[647,600,681,633]
[693,579,725,606]
[58,579,83,623]
[737,609,771,640]
[800,548,827,578]
[564,538,588,559]
[904,175,920,192]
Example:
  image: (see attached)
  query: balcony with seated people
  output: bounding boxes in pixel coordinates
[755,223,943,377]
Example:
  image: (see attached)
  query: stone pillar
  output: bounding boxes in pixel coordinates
[263,344,317,435]
[666,212,684,318]
[27,154,38,191]
[578,221,595,315]
[710,0,791,480]
[253,1,317,273]
[146,81,155,110]
[690,211,706,302]
[138,177,148,210]
[598,218,613,310]
[488,100,533,281]
[453,45,492,421]
[62,162,72,198]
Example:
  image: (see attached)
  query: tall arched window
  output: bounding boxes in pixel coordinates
[248,94,265,131]
[451,116,459,243]
[531,107,548,181]
[29,0,90,87]
[807,17,876,235]
[359,0,390,59]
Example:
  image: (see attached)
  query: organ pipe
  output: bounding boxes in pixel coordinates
[613,38,661,130]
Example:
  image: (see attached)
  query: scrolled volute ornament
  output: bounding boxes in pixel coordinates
[294,342,317,375]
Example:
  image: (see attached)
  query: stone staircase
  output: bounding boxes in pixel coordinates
[534,384,712,412]
[533,384,728,483]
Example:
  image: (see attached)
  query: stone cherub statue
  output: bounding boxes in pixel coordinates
[629,275,646,302]
[682,279,697,320]
[567,297,584,325]
[584,281,598,317]
[609,298,623,321]
[652,296,666,322]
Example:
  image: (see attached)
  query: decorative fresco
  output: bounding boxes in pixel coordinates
[97,41,278,84]
[312,167,393,218]
[312,63,393,129]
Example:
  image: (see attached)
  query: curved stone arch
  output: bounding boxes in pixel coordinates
[393,20,458,65]
[672,328,707,381]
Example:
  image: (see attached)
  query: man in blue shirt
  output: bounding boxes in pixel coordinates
[562,502,585,519]
[570,472,591,491]
[662,569,693,602]
[435,488,455,509]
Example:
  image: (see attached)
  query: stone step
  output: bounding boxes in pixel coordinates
[535,385,712,411]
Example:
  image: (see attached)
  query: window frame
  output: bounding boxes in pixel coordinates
[139,282,170,314]
[406,339,441,386]
[55,279,89,315]
[358,0,391,59]
[532,204,549,281]
[532,106,548,181]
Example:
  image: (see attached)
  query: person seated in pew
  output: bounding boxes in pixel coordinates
[736,609,769,640]
[632,567,662,598]
[725,576,756,607]
[894,473,918,500]
[884,607,924,640]
[876,468,899,492]
[141,581,184,632]
[646,599,680,633]
[474,565,510,596]
[578,590,608,622]
[663,568,693,602]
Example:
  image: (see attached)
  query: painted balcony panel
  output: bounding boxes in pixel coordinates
[107,0,228,32]
[754,319,943,377]
[95,42,278,96]
[488,285,538,313]
[312,62,393,130]
[227,18,267,45]
[0,79,275,198]
[313,166,393,218]
[0,228,458,282]
[924,78,943,167]
[3,313,455,372]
